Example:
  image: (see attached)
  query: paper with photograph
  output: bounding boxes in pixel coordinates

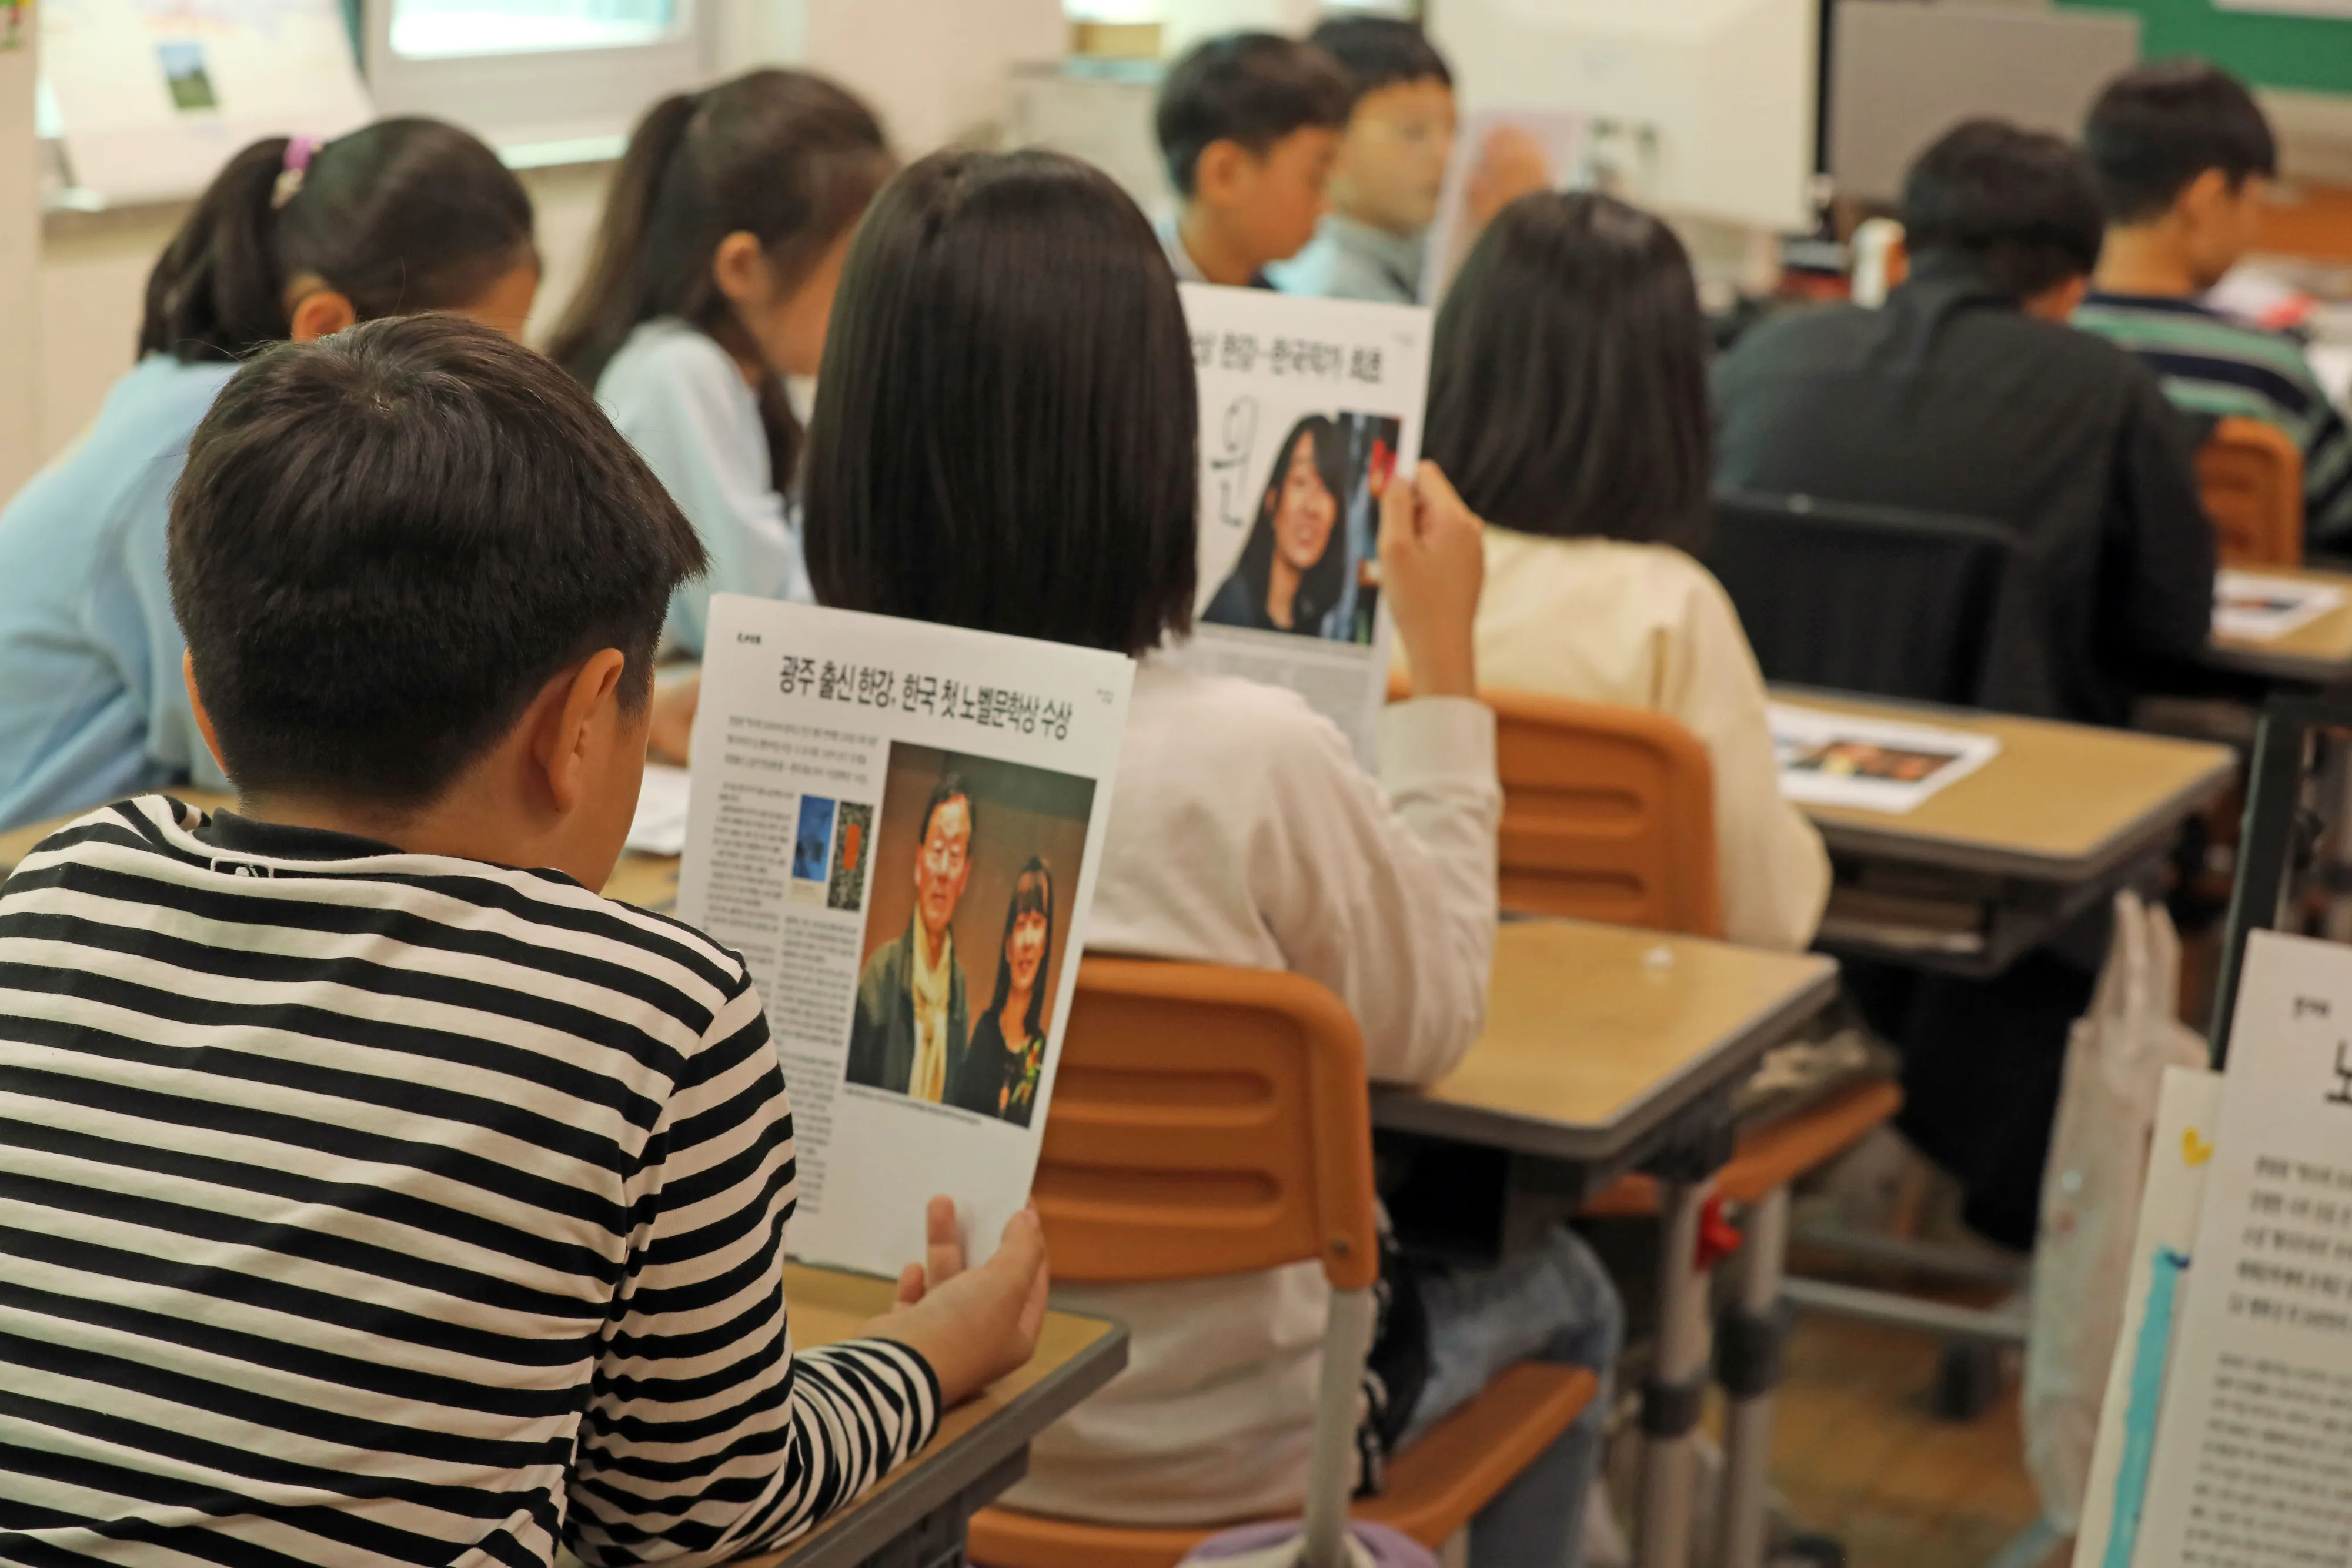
[1768,703,2002,815]
[675,595,1134,1276]
[2213,570,2346,643]
[1167,282,1431,767]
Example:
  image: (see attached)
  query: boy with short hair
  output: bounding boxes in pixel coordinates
[0,314,1048,1565]
[1154,30,1352,288]
[2075,60,2352,549]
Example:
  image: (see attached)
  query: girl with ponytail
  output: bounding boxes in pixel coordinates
[549,70,894,657]
[0,119,536,831]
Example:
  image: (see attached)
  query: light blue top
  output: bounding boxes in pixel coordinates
[597,317,813,656]
[0,355,236,833]
[1269,213,1425,305]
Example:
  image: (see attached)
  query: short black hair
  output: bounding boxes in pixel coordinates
[169,315,707,808]
[2084,59,2277,225]
[805,149,1198,658]
[1155,32,1353,198]
[919,773,974,846]
[1426,191,1709,550]
[1900,119,2105,300]
[1309,16,1452,98]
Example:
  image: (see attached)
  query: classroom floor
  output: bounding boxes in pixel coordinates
[1766,1311,2044,1568]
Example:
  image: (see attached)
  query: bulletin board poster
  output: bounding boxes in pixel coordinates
[44,0,370,205]
[1167,283,1431,768]
[674,596,1135,1278]
[2132,931,2352,1567]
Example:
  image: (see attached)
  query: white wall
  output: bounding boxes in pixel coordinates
[26,0,1065,470]
[0,26,35,499]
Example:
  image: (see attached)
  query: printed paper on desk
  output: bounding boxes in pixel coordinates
[1166,283,1430,768]
[1768,703,2000,814]
[2213,570,2345,643]
[674,595,1134,1276]
[2131,932,2352,1568]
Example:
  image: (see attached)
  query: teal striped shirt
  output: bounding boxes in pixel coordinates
[2076,291,2352,551]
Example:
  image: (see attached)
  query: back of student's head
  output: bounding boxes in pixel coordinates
[804,149,1197,657]
[1309,15,1452,97]
[547,69,894,472]
[1900,119,2104,301]
[169,315,705,808]
[2084,59,2277,225]
[140,118,534,362]
[1425,191,1709,550]
[1155,31,1353,197]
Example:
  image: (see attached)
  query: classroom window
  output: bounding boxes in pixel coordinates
[387,0,681,60]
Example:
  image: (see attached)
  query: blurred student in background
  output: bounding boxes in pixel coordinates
[0,119,536,833]
[1425,190,1830,951]
[1154,31,1352,288]
[550,69,894,656]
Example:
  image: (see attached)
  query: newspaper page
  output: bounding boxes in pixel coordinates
[1165,282,1431,767]
[1420,109,1588,304]
[675,594,1134,1275]
[1768,703,2001,814]
[2214,570,2345,643]
[2133,932,2352,1568]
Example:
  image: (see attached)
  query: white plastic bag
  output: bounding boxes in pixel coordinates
[2024,890,2209,1533]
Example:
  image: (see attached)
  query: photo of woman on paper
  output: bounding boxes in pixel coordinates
[950,857,1055,1128]
[1203,413,1394,644]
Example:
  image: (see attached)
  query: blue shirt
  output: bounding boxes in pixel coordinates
[0,356,236,831]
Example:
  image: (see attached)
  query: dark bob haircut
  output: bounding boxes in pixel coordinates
[1155,32,1353,197]
[1900,119,2105,301]
[1424,191,1710,550]
[1309,16,1453,99]
[141,117,534,364]
[2084,59,2277,226]
[804,149,1198,658]
[169,315,706,808]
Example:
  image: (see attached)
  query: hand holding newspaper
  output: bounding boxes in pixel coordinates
[676,595,1134,1275]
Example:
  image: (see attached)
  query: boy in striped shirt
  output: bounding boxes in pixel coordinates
[0,316,1048,1567]
[2076,60,2352,551]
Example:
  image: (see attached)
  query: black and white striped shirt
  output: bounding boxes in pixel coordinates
[0,797,939,1567]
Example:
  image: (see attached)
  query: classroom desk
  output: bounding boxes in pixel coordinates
[743,1265,1127,1568]
[2203,565,2352,687]
[1775,689,2238,976]
[1372,919,1840,1568]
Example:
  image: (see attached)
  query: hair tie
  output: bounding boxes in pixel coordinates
[272,135,322,211]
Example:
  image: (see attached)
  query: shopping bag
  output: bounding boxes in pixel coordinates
[1177,1520,1440,1568]
[2023,890,2208,1532]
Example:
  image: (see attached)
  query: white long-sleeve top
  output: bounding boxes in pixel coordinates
[1466,530,1830,952]
[1006,658,1499,1526]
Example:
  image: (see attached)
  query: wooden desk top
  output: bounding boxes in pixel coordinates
[1372,920,1839,1166]
[0,791,684,912]
[742,1265,1125,1568]
[1774,690,2236,882]
[2204,565,2352,685]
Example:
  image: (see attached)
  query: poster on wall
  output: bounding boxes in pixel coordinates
[42,0,370,205]
[1164,282,1431,767]
[674,594,1134,1276]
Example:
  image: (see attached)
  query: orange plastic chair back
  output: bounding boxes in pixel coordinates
[1484,687,1725,938]
[1032,958,1382,1292]
[2199,416,2304,569]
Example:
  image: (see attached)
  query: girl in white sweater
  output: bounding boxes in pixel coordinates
[1422,190,1830,951]
[801,147,1619,1567]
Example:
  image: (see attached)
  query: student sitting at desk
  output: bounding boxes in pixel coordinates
[2074,61,2352,551]
[0,119,537,834]
[0,316,1049,1562]
[1713,118,2216,730]
[803,148,1621,1567]
[549,69,895,656]
[1422,189,1830,951]
[1154,31,1352,289]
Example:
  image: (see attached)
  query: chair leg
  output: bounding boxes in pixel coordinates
[1304,1285,1379,1568]
[1638,1177,1715,1568]
[1715,1187,1792,1568]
